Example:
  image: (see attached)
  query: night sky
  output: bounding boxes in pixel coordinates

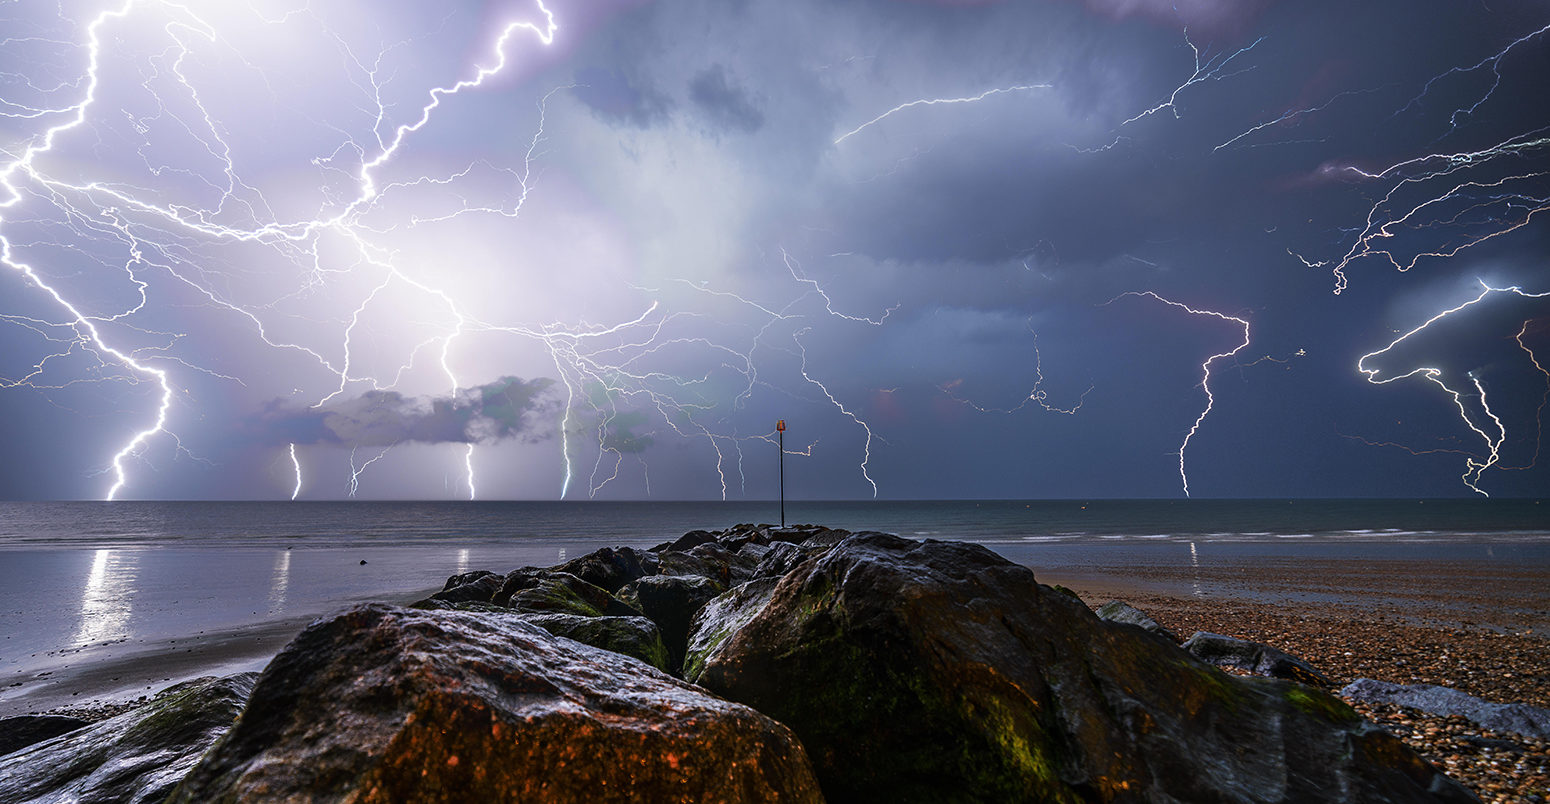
[2,0,1548,500]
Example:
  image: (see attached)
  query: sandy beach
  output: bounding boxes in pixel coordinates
[4,538,1547,803]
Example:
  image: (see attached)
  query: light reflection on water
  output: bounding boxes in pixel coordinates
[74,548,137,646]
[267,550,291,613]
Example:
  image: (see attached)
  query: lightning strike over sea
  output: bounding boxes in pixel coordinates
[1111,292,1251,497]
[1,0,1545,500]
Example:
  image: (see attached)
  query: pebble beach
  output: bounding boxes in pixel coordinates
[1053,557,1550,804]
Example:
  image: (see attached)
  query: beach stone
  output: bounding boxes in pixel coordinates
[1095,600,1179,641]
[618,574,724,672]
[494,568,637,617]
[693,532,1474,803]
[1183,631,1333,686]
[431,570,503,604]
[0,674,255,804]
[553,546,659,593]
[167,604,821,804]
[0,714,89,756]
[520,613,673,673]
[1342,678,1550,740]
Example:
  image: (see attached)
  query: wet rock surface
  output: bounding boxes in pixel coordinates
[618,573,724,670]
[1183,629,1333,686]
[1342,678,1550,740]
[1094,599,1177,641]
[693,532,1473,803]
[167,603,821,804]
[0,713,89,756]
[519,612,673,673]
[0,674,256,804]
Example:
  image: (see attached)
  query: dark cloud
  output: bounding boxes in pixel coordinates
[257,377,555,448]
[573,66,674,127]
[688,64,766,133]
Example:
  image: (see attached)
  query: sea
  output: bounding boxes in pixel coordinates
[2,498,1547,553]
[1,498,1547,702]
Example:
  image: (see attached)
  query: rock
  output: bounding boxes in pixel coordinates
[493,569,637,617]
[520,613,673,673]
[1094,600,1178,641]
[0,714,89,756]
[0,674,256,804]
[167,604,822,803]
[661,528,718,553]
[656,546,733,584]
[683,577,781,683]
[693,532,1473,803]
[431,571,504,604]
[618,574,724,672]
[553,546,659,593]
[441,569,500,591]
[1182,631,1332,686]
[752,540,808,579]
[1342,678,1550,740]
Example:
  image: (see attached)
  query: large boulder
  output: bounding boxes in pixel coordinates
[168,604,822,803]
[430,571,503,604]
[618,574,724,672]
[493,569,637,617]
[554,546,659,593]
[1342,678,1550,740]
[1182,631,1333,687]
[692,532,1475,803]
[683,577,781,682]
[520,613,673,673]
[0,674,256,804]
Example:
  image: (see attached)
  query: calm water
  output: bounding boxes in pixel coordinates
[1,499,1547,552]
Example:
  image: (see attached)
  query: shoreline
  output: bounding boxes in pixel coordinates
[4,533,1546,802]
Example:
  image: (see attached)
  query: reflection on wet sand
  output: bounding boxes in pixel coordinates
[74,549,137,646]
[1189,542,1203,598]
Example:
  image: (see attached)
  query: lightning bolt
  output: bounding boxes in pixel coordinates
[1356,281,1550,496]
[1,1,562,499]
[1302,20,1550,294]
[941,325,1092,416]
[1111,291,1251,497]
[289,442,301,500]
[834,84,1052,145]
[794,328,877,497]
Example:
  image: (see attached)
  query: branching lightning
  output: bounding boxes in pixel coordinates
[834,84,1052,145]
[1356,281,1550,495]
[1302,22,1550,294]
[1111,291,1251,497]
[941,325,1092,416]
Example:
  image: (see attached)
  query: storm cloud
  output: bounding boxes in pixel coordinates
[259,377,555,448]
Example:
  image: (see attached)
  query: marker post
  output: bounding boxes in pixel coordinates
[776,419,786,528]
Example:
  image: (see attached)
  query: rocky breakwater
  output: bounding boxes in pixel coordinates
[4,523,1479,802]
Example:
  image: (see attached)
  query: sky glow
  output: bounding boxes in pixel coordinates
[2,0,1548,500]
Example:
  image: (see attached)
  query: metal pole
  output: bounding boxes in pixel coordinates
[779,428,785,528]
[776,419,785,528]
